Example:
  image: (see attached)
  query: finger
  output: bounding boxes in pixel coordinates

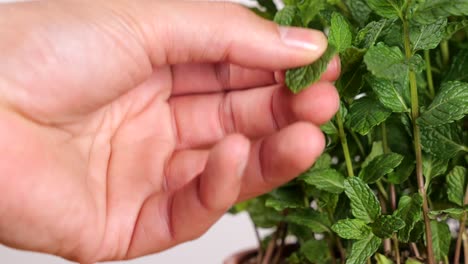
[164,149,209,192]
[126,135,250,259]
[170,63,276,95]
[133,1,328,69]
[170,82,339,149]
[239,122,325,201]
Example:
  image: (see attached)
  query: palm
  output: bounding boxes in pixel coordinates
[0,1,340,263]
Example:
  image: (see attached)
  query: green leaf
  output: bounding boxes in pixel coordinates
[447,166,467,207]
[273,6,301,26]
[265,186,305,211]
[364,43,407,79]
[430,221,451,262]
[318,192,339,212]
[332,219,372,239]
[413,0,468,24]
[370,215,405,238]
[296,0,327,26]
[367,75,410,112]
[366,0,403,18]
[285,45,337,93]
[355,19,389,49]
[405,259,423,264]
[394,194,423,242]
[300,239,330,263]
[347,0,372,26]
[321,121,338,135]
[359,153,404,183]
[344,177,381,223]
[388,157,415,184]
[346,97,392,135]
[429,208,467,220]
[375,253,394,264]
[329,13,353,53]
[422,154,448,185]
[410,18,447,51]
[444,49,468,82]
[285,208,331,233]
[313,153,333,169]
[445,20,468,40]
[346,234,382,264]
[420,123,467,158]
[362,141,383,168]
[417,81,468,127]
[300,168,346,193]
[247,198,284,228]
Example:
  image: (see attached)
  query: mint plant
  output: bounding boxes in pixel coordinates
[231,0,468,263]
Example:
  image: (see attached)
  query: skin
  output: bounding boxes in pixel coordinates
[0,0,340,263]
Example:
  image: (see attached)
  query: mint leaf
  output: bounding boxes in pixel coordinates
[344,177,381,223]
[285,45,337,93]
[388,157,415,184]
[444,49,468,82]
[300,168,346,194]
[346,234,382,264]
[406,259,423,264]
[273,6,300,26]
[420,123,467,158]
[430,221,451,262]
[370,215,405,238]
[410,18,447,51]
[447,166,467,207]
[417,81,468,127]
[355,19,390,49]
[367,75,410,113]
[359,153,404,183]
[329,12,353,53]
[285,208,331,233]
[422,154,448,185]
[346,97,392,135]
[445,20,468,40]
[366,0,403,18]
[394,194,423,242]
[364,43,407,79]
[347,0,372,26]
[375,253,394,264]
[413,0,468,24]
[313,153,333,169]
[300,240,330,263]
[362,141,383,168]
[332,219,371,240]
[429,208,466,221]
[247,198,284,228]
[265,186,305,211]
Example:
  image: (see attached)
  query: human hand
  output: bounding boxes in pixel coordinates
[0,0,340,262]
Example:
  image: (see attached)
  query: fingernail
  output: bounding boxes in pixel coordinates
[279,26,326,51]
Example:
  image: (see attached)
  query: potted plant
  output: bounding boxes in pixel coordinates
[227,0,468,263]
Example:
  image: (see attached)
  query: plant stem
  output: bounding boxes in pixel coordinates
[440,40,450,66]
[249,217,264,264]
[377,181,389,201]
[272,224,287,264]
[336,110,354,177]
[351,131,366,157]
[453,186,468,264]
[424,50,435,98]
[262,227,280,264]
[392,234,401,264]
[403,17,435,264]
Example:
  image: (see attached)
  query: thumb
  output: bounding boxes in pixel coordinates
[134,1,328,69]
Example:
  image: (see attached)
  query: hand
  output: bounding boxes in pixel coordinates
[0,1,340,262]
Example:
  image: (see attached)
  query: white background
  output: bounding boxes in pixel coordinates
[0,0,275,263]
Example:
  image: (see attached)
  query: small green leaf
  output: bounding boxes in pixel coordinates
[430,221,451,262]
[370,215,405,238]
[444,49,468,82]
[362,141,384,168]
[367,75,410,112]
[273,6,301,26]
[329,12,353,53]
[394,194,423,242]
[347,0,372,26]
[366,0,403,18]
[420,123,467,158]
[332,219,371,239]
[375,253,394,264]
[410,18,447,51]
[247,198,284,228]
[413,0,468,24]
[388,157,415,184]
[355,19,389,49]
[429,208,466,220]
[364,43,407,79]
[346,97,392,135]
[300,239,330,263]
[346,234,382,264]
[405,259,423,264]
[417,81,468,127]
[285,45,337,93]
[321,121,338,135]
[359,153,404,183]
[422,154,448,185]
[300,168,346,193]
[265,186,305,211]
[296,0,327,25]
[313,153,333,169]
[445,20,468,40]
[285,208,331,233]
[447,166,467,207]
[344,177,381,223]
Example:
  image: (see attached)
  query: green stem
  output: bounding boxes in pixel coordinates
[336,110,354,177]
[393,234,401,264]
[440,40,450,66]
[351,131,366,157]
[403,17,435,264]
[376,181,389,201]
[424,50,435,98]
[453,186,468,264]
